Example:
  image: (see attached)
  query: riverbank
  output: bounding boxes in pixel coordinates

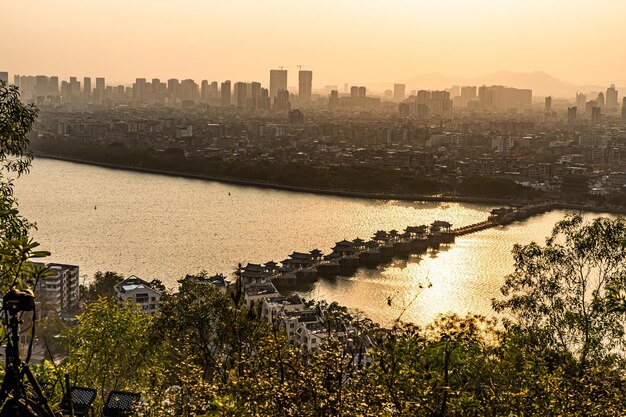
[32,152,526,205]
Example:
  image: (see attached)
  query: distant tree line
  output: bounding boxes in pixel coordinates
[31,138,545,200]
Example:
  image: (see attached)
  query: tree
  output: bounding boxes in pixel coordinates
[0,79,42,291]
[493,214,626,374]
[63,298,164,412]
[79,271,125,303]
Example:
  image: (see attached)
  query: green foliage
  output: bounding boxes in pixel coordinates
[459,176,542,198]
[31,139,446,196]
[494,214,626,372]
[0,79,37,176]
[79,271,125,303]
[63,298,164,412]
[0,79,42,291]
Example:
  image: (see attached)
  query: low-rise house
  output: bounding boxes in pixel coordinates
[243,282,281,308]
[261,294,305,324]
[295,321,350,353]
[114,276,162,314]
[179,273,231,294]
[276,309,320,342]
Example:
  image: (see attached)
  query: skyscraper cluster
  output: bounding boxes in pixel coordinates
[5,68,315,112]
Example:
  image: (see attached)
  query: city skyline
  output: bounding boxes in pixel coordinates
[4,0,626,88]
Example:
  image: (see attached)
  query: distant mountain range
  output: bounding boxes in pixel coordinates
[371,71,625,98]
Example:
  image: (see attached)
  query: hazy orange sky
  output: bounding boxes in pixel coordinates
[3,0,626,88]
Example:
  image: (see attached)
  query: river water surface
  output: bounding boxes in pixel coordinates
[14,158,598,325]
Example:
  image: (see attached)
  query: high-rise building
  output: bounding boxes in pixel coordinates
[167,79,179,104]
[95,77,105,101]
[83,77,92,100]
[477,85,532,111]
[329,90,339,110]
[180,79,199,101]
[460,86,477,107]
[273,89,290,112]
[35,75,49,97]
[545,96,552,113]
[201,80,209,101]
[259,88,269,110]
[234,82,248,106]
[606,84,618,109]
[0,72,7,84]
[208,81,219,104]
[358,86,366,108]
[350,86,358,106]
[393,84,405,102]
[298,70,312,103]
[152,78,161,95]
[249,82,261,98]
[591,106,601,124]
[269,69,287,102]
[220,80,231,107]
[68,76,79,98]
[576,92,586,110]
[622,98,626,124]
[133,78,147,102]
[49,76,59,95]
[34,263,80,316]
[568,106,577,121]
[597,92,605,108]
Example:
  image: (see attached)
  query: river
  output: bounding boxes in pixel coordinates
[13,158,597,325]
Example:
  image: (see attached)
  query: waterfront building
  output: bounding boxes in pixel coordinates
[261,294,304,324]
[114,276,162,314]
[34,263,80,316]
[277,310,319,342]
[243,282,280,308]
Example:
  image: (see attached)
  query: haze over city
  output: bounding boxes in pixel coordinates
[4,0,626,89]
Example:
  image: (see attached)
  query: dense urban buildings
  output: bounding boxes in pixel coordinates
[5,68,626,201]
